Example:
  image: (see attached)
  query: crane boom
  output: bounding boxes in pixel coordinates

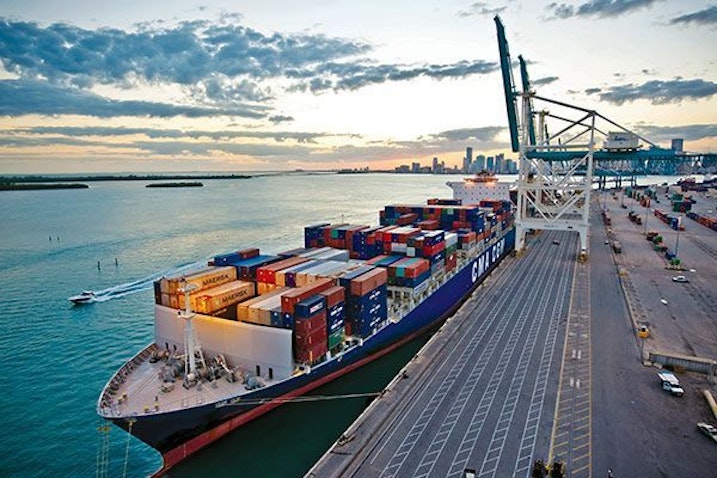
[494,15,520,153]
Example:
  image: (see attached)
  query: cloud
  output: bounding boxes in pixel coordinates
[0,80,268,118]
[546,0,662,19]
[431,127,505,142]
[0,17,499,119]
[533,76,559,86]
[635,124,717,142]
[290,60,498,93]
[457,2,508,17]
[4,125,351,144]
[268,115,294,124]
[585,87,602,95]
[669,5,717,26]
[597,78,717,105]
[0,19,370,90]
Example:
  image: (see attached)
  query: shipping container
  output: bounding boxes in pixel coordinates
[281,278,335,314]
[229,255,282,280]
[295,310,327,336]
[194,280,257,315]
[256,256,310,284]
[327,303,345,335]
[295,294,327,318]
[237,288,288,323]
[349,267,388,297]
[160,266,238,295]
[319,286,346,308]
[276,260,318,287]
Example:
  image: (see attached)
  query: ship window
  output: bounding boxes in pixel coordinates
[256,365,261,377]
[269,368,273,380]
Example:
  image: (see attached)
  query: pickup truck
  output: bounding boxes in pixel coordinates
[658,371,684,397]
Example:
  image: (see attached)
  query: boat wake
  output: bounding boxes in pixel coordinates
[89,261,206,303]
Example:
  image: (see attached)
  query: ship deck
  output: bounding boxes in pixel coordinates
[98,347,285,418]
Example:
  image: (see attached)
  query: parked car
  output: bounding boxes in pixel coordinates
[697,422,717,444]
[672,275,689,283]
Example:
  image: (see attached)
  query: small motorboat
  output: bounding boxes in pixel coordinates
[68,290,95,304]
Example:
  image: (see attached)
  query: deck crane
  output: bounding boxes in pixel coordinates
[493,16,709,258]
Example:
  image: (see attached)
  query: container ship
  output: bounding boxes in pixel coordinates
[97,196,516,475]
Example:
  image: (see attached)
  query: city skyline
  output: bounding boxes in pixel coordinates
[0,1,716,174]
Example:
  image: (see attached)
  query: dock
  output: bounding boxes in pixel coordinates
[308,184,717,477]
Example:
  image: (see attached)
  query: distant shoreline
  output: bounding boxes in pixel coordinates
[146,182,203,188]
[0,183,90,191]
[0,173,254,184]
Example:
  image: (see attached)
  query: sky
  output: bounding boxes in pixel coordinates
[0,0,716,174]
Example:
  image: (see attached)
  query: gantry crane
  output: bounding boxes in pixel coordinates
[494,16,699,258]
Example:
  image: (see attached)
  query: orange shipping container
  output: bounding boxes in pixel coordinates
[319,286,345,308]
[350,267,388,296]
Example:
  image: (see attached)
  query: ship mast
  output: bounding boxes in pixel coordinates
[179,279,206,381]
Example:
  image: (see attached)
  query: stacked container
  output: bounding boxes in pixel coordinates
[293,295,328,363]
[236,288,287,325]
[155,266,239,308]
[380,204,486,234]
[687,211,717,232]
[213,248,259,266]
[340,267,388,338]
[281,278,335,331]
[319,286,346,350]
[654,209,685,230]
[256,256,309,285]
[387,257,431,288]
[193,281,257,320]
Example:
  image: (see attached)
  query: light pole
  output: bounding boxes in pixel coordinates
[675,214,683,258]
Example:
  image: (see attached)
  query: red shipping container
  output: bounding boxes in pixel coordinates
[294,310,327,336]
[238,248,260,260]
[416,219,439,230]
[445,253,457,271]
[350,267,388,296]
[294,341,328,363]
[390,257,430,279]
[256,256,308,284]
[397,213,417,226]
[295,323,327,348]
[422,241,445,257]
[281,278,335,314]
[319,286,345,309]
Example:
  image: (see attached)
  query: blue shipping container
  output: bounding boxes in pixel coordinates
[295,295,327,318]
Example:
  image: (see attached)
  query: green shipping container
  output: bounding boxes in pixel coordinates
[328,330,344,349]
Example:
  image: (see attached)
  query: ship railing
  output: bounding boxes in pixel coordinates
[98,344,157,414]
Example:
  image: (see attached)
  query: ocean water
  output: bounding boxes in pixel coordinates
[0,172,677,477]
[0,173,455,478]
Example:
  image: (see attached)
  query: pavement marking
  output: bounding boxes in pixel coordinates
[549,254,592,478]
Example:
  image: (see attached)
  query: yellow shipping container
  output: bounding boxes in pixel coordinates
[194,281,256,315]
[164,266,238,295]
[237,287,287,322]
[257,282,281,295]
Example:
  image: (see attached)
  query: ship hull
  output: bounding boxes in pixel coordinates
[108,228,515,472]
